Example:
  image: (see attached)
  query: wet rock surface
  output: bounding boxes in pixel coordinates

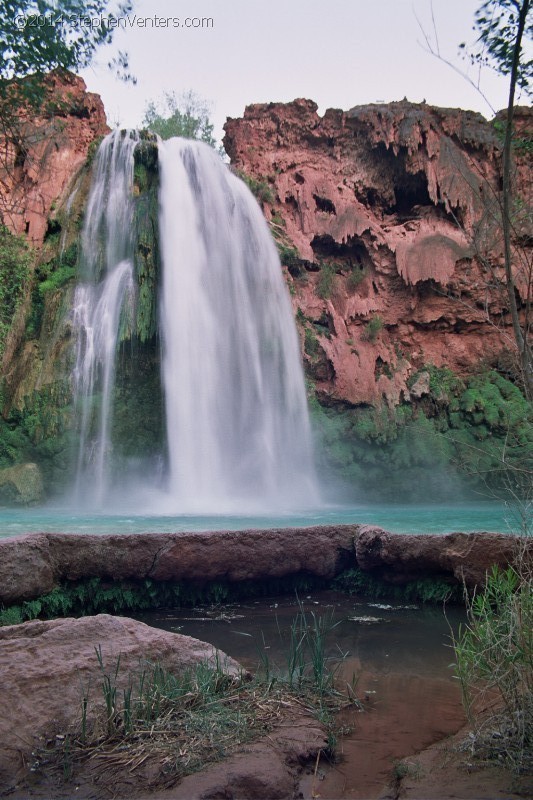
[0,463,43,506]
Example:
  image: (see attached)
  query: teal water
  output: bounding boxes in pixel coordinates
[0,501,518,540]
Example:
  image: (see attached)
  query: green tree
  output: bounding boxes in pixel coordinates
[463,0,532,401]
[461,0,532,94]
[0,0,134,86]
[0,1,135,224]
[142,90,216,146]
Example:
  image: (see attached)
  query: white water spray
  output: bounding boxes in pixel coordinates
[158,139,317,511]
[72,132,318,512]
[72,131,137,504]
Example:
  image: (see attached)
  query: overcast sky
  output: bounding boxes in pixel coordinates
[80,0,519,145]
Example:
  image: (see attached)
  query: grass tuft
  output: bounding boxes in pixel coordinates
[453,560,533,776]
[34,605,358,791]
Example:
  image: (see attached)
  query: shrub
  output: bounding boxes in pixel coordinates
[361,315,384,343]
[347,265,366,291]
[237,171,275,205]
[0,226,32,359]
[317,263,336,299]
[304,327,320,357]
[453,560,533,775]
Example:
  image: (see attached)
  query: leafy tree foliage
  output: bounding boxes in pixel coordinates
[0,0,134,87]
[142,90,216,146]
[460,0,532,96]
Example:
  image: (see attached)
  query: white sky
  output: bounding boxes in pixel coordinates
[80,0,519,145]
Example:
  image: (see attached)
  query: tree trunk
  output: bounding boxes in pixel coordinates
[502,0,533,400]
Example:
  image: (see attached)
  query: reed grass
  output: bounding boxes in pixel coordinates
[453,558,533,776]
[37,605,358,791]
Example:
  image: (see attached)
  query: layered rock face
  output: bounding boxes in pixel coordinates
[224,100,531,407]
[0,71,109,245]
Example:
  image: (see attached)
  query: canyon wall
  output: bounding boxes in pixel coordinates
[223,99,531,408]
[0,71,109,245]
[223,100,532,499]
[0,73,109,500]
[0,77,531,502]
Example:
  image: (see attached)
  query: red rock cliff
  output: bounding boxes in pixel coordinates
[0,70,109,244]
[224,100,532,407]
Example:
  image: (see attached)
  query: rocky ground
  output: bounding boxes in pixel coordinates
[1,612,528,800]
[390,722,531,800]
[0,614,327,799]
[0,527,530,799]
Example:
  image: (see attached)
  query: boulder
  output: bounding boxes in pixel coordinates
[0,463,44,505]
[0,614,241,792]
[354,526,531,588]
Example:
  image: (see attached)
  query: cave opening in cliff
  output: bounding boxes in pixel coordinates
[390,170,432,217]
[310,234,372,282]
[313,194,336,214]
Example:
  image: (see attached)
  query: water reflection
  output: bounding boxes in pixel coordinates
[135,591,467,799]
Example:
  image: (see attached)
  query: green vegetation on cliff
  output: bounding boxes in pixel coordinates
[310,368,533,501]
[0,381,75,495]
[0,226,32,360]
[133,137,160,342]
[26,240,78,339]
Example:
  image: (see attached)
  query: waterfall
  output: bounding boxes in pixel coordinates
[158,139,317,511]
[72,130,138,505]
[71,131,318,512]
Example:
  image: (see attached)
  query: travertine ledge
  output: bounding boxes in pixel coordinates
[0,525,528,606]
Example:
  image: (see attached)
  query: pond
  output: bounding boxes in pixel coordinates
[134,590,467,799]
[0,500,515,539]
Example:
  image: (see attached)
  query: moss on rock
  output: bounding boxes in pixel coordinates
[0,462,43,505]
[309,368,532,501]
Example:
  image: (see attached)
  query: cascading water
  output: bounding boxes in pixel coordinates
[71,131,318,512]
[158,139,317,511]
[72,130,138,505]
